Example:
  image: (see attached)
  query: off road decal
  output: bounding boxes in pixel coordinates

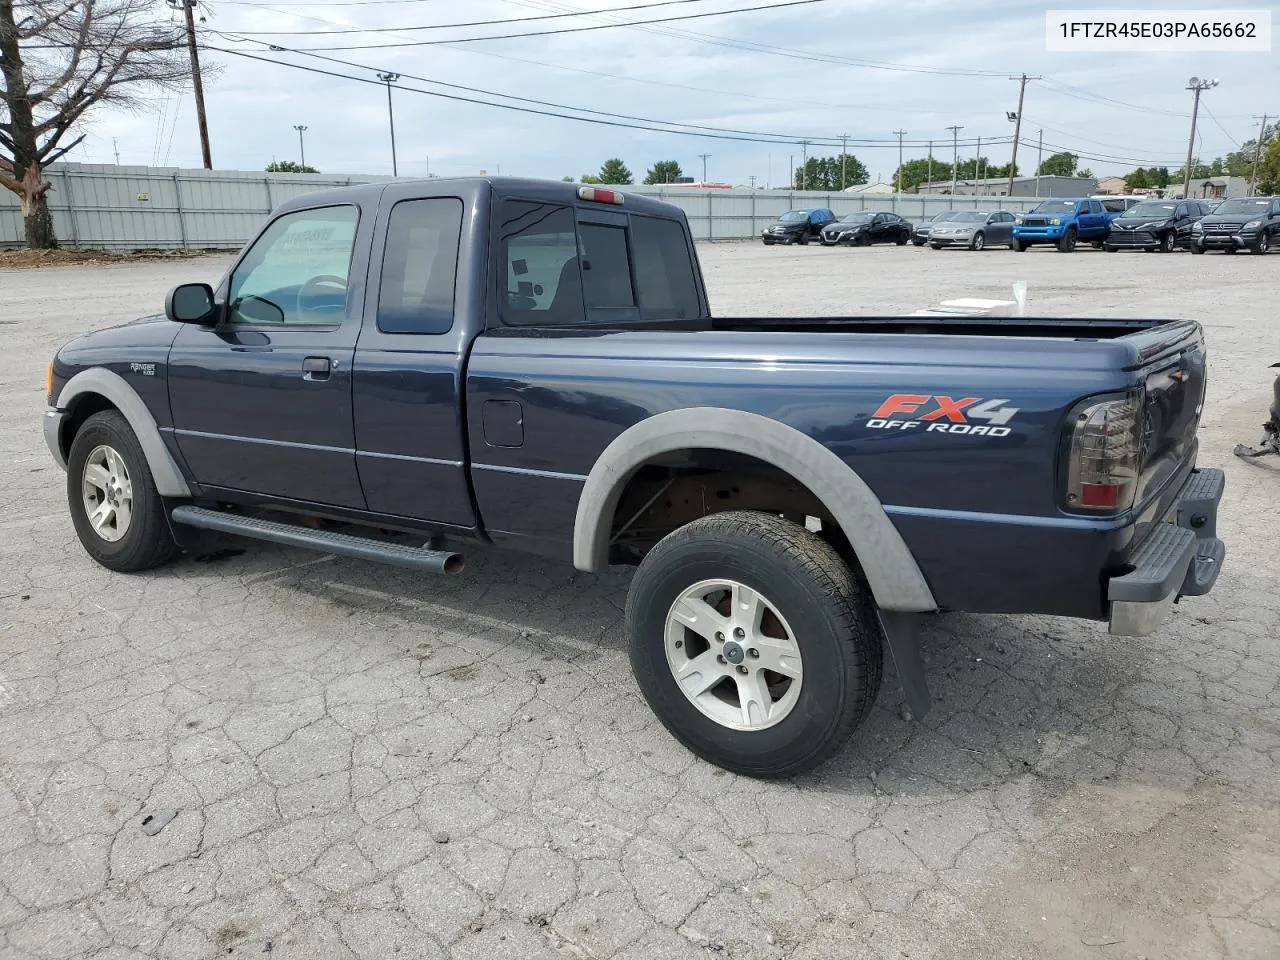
[866,394,1020,437]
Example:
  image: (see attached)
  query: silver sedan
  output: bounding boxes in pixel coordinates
[928,210,1018,250]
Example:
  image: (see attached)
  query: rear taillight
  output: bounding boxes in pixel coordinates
[1065,391,1143,513]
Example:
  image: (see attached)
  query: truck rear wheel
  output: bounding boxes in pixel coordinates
[66,410,180,573]
[624,511,883,778]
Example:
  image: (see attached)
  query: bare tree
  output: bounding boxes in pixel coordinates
[0,0,191,248]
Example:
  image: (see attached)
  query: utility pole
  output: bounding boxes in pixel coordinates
[112,138,120,165]
[840,133,849,190]
[975,135,982,191]
[748,175,757,189]
[789,155,794,191]
[799,140,811,190]
[168,0,212,168]
[1036,129,1044,197]
[1182,77,1218,199]
[927,140,933,191]
[698,153,710,183]
[1006,73,1039,197]
[947,125,963,195]
[377,72,401,176]
[893,130,907,194]
[293,125,308,169]
[1249,113,1270,195]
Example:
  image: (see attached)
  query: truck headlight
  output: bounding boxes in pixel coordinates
[1050,217,1062,225]
[1192,221,1204,231]
[1244,220,1262,229]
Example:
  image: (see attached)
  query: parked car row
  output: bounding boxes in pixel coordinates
[761,196,1280,255]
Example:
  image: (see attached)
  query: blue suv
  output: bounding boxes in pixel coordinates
[1013,198,1113,252]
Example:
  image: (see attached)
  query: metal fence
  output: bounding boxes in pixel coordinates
[1,163,1049,249]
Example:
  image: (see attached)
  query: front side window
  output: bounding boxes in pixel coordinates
[229,206,358,326]
[377,198,463,335]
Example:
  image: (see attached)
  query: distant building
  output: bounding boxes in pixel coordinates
[1188,176,1248,200]
[1095,176,1129,195]
[843,181,896,194]
[912,175,1099,198]
[667,178,733,190]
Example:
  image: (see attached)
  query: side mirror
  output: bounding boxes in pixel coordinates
[165,283,217,324]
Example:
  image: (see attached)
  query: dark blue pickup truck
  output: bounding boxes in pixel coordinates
[43,178,1225,777]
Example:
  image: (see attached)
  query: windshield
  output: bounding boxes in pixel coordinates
[1126,202,1177,218]
[949,212,987,222]
[838,213,874,224]
[930,211,962,222]
[778,211,810,222]
[1213,199,1270,215]
[1032,200,1081,213]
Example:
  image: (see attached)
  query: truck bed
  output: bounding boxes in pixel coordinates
[708,315,1194,341]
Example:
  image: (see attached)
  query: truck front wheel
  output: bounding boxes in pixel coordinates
[66,410,180,572]
[624,511,883,778]
[1057,227,1078,252]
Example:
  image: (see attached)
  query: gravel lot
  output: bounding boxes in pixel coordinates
[1,243,1278,960]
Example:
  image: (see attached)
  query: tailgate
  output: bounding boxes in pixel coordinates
[1130,321,1207,512]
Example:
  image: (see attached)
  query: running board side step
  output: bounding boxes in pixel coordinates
[171,506,464,575]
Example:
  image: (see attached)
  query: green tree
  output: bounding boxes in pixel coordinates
[1173,159,1222,183]
[892,157,945,191]
[580,173,603,184]
[643,160,683,185]
[561,176,575,182]
[1077,167,1095,179]
[1257,137,1280,194]
[1036,151,1079,177]
[266,160,319,174]
[1124,168,1149,190]
[793,154,867,190]
[1226,123,1277,178]
[596,158,633,185]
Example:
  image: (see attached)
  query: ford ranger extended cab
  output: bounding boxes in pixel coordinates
[44,178,1225,777]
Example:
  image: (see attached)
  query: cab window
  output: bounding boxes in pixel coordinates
[228,205,358,326]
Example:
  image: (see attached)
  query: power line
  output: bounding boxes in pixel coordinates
[206,43,1006,149]
[209,34,1003,148]
[267,0,827,51]
[227,0,727,35]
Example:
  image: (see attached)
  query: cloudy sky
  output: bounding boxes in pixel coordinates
[72,0,1280,184]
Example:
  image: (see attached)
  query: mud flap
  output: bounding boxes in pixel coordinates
[877,611,933,720]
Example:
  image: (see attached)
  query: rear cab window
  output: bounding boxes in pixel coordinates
[498,198,701,327]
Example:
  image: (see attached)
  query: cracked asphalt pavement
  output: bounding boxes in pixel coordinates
[1,243,1278,959]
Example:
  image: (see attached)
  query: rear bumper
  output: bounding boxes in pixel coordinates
[1107,467,1225,636]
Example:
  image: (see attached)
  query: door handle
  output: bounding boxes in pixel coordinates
[302,356,332,381]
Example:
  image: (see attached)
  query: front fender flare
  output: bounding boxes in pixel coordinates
[54,368,191,498]
[572,407,937,614]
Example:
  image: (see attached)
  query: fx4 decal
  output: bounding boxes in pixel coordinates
[866,393,1020,437]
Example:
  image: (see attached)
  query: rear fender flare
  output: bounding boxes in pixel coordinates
[55,368,191,498]
[572,407,937,614]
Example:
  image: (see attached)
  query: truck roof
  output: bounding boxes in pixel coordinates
[272,176,687,219]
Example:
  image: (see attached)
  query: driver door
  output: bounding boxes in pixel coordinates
[167,203,370,509]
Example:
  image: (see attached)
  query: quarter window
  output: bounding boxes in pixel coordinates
[228,206,358,326]
[500,202,583,326]
[377,198,463,335]
[632,216,700,321]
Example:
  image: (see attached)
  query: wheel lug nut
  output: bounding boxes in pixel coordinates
[736,665,748,675]
[748,648,759,658]
[674,640,683,648]
[715,632,725,642]
[716,655,727,664]
[734,627,745,638]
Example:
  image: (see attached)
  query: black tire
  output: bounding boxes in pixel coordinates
[1090,240,1104,249]
[1160,231,1177,253]
[1057,227,1077,253]
[797,234,809,246]
[895,232,908,245]
[1104,244,1117,252]
[67,410,180,572]
[1253,232,1271,255]
[930,242,943,250]
[1191,242,1205,254]
[912,238,926,246]
[624,511,883,778]
[1012,239,1027,252]
[969,231,985,251]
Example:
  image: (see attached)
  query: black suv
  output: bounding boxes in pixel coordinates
[1191,196,1280,254]
[1104,199,1212,253]
[761,208,836,245]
